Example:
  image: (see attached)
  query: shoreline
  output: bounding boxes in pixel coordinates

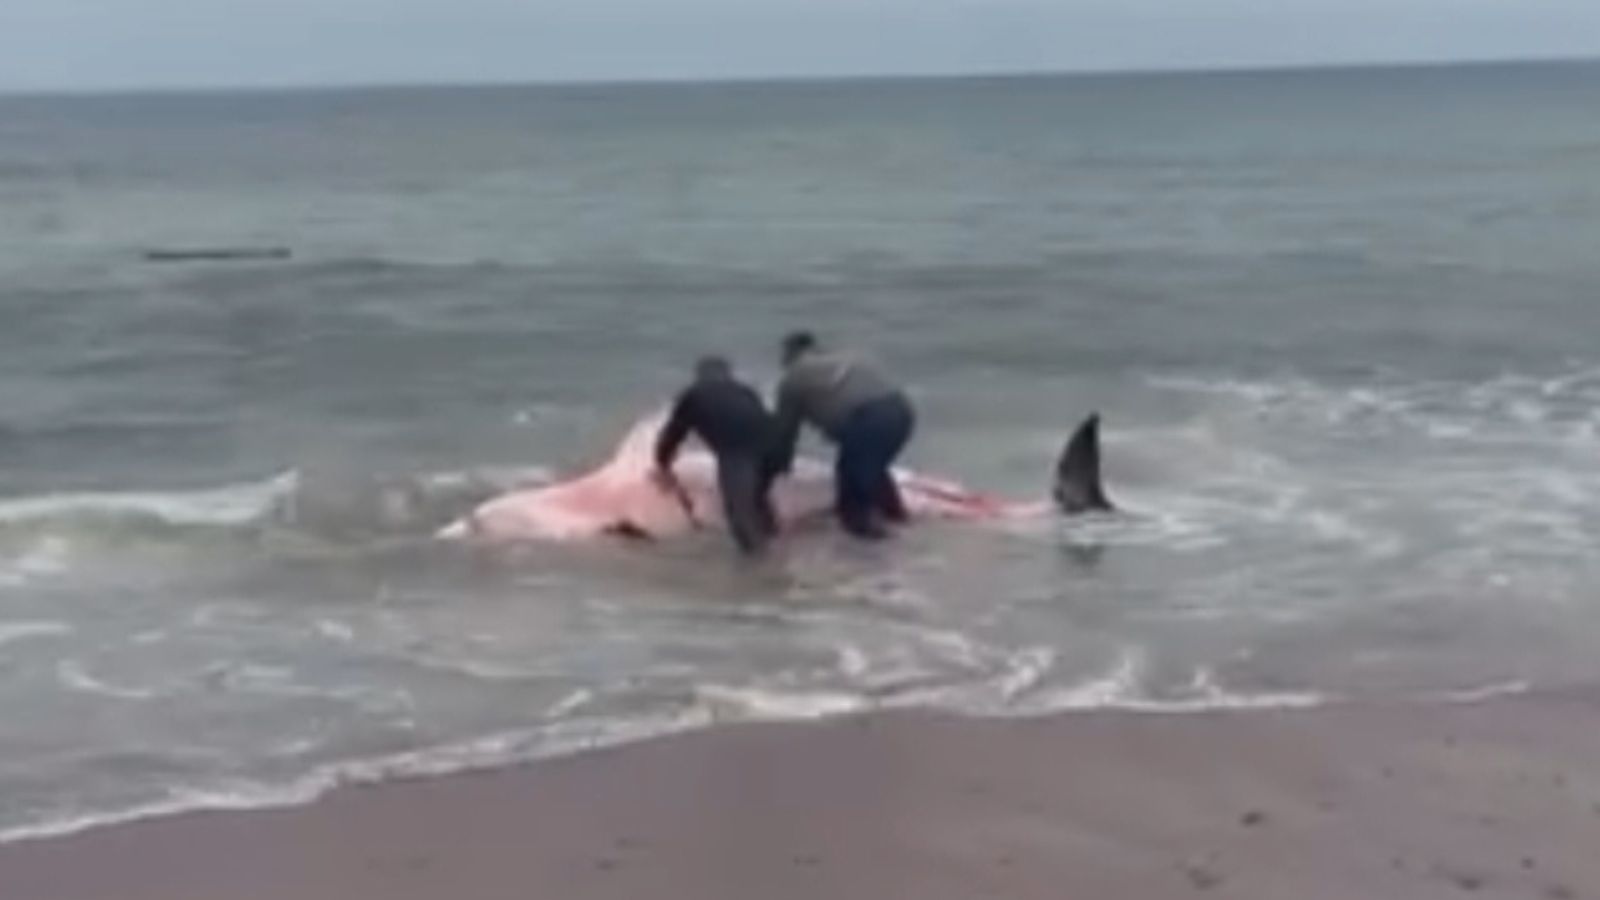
[4,691,1600,899]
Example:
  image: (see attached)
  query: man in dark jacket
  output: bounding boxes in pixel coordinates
[654,356,780,555]
[769,332,916,540]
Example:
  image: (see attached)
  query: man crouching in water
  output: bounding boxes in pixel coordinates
[770,331,916,540]
[654,356,780,556]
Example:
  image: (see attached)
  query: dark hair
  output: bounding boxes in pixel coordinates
[781,331,817,362]
[695,355,732,380]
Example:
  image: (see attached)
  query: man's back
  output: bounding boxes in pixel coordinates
[670,378,777,457]
[777,351,898,438]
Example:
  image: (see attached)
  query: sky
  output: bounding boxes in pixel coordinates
[2,0,1599,92]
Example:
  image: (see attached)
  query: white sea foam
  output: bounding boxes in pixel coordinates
[56,660,161,701]
[0,706,713,846]
[0,474,294,528]
[0,621,73,648]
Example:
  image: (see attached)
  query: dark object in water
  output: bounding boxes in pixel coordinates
[142,247,292,263]
[1053,413,1114,513]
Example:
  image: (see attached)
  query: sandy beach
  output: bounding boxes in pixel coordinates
[3,691,1599,900]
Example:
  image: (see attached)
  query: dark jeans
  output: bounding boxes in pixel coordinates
[717,453,778,555]
[833,394,915,537]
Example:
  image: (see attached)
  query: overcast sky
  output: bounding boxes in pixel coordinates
[3,0,1599,92]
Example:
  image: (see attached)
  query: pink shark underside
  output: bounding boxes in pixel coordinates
[438,410,1110,544]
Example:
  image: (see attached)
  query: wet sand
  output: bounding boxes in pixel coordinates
[4,691,1600,900]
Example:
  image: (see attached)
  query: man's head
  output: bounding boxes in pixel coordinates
[694,355,733,381]
[781,331,817,366]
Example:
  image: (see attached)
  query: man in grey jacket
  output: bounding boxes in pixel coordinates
[769,331,916,540]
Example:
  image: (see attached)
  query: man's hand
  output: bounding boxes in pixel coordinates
[653,466,701,527]
[651,466,680,494]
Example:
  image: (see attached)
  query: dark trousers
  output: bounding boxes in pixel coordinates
[833,394,915,537]
[717,453,778,555]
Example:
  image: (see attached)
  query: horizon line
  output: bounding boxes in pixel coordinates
[3,51,1596,101]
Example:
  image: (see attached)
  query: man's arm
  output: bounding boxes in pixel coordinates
[768,379,802,476]
[654,391,695,472]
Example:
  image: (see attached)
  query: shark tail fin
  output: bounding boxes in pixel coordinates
[1053,414,1114,514]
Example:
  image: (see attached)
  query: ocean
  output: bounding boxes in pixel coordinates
[2,60,1599,839]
